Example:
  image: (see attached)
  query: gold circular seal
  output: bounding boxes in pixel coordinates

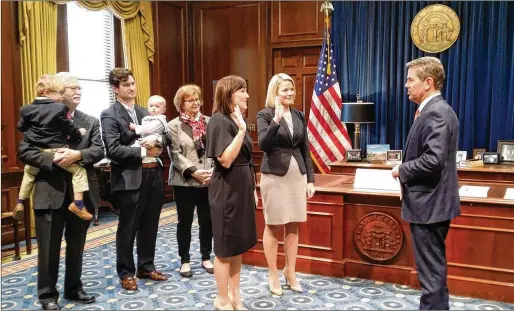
[411,4,460,53]
[353,212,404,262]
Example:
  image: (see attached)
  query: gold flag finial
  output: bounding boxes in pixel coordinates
[320,0,334,13]
[321,1,334,75]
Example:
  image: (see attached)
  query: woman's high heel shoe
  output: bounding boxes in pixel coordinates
[214,297,234,310]
[283,268,303,293]
[268,281,283,296]
[228,292,248,310]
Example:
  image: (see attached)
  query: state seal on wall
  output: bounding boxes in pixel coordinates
[411,4,460,53]
[354,212,404,262]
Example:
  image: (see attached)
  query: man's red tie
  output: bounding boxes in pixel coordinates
[414,109,420,121]
[66,112,72,120]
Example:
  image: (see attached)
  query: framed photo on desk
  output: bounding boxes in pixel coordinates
[498,140,514,163]
[483,152,499,164]
[473,148,486,160]
[346,149,362,162]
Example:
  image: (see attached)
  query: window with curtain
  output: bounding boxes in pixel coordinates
[67,2,115,120]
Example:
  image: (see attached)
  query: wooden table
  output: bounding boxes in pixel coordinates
[330,161,514,184]
[244,174,514,303]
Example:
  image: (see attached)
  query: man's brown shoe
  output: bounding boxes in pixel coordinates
[136,270,168,281]
[12,203,24,221]
[121,276,138,290]
[68,203,92,221]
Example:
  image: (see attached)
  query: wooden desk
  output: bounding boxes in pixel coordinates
[330,161,514,184]
[244,174,514,303]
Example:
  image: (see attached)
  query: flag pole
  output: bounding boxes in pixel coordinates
[310,1,334,175]
[309,0,349,175]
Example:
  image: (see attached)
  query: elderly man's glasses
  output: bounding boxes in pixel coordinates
[66,86,82,91]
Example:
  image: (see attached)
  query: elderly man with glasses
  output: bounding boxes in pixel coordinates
[18,72,104,310]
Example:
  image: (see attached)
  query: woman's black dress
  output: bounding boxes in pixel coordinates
[206,112,257,258]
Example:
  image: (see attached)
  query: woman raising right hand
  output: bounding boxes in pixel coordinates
[206,75,257,310]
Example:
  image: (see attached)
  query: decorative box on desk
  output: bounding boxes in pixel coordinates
[330,160,514,184]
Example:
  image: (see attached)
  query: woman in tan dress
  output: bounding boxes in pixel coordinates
[256,73,315,296]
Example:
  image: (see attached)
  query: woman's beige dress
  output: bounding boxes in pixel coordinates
[260,111,307,225]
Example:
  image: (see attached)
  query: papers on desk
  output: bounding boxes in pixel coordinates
[459,185,490,198]
[354,168,401,193]
[504,188,514,200]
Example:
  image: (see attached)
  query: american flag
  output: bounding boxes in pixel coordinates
[307,20,352,174]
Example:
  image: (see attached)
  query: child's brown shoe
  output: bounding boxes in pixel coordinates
[68,203,93,220]
[12,203,24,221]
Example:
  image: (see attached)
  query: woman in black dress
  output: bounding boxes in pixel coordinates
[206,75,257,310]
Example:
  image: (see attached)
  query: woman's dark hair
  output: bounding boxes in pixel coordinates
[212,75,247,114]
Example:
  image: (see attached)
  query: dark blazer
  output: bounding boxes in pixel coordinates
[257,107,315,183]
[100,101,172,192]
[100,101,148,192]
[17,110,104,210]
[399,95,461,224]
[18,98,82,148]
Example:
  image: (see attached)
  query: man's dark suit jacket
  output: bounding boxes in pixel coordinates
[18,98,82,148]
[18,110,104,210]
[100,101,148,192]
[257,107,315,183]
[101,101,171,193]
[399,95,461,224]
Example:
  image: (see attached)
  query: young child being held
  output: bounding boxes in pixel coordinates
[15,74,92,221]
[129,95,168,147]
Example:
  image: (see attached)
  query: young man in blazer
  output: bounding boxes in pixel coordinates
[18,72,104,310]
[100,68,169,291]
[392,57,460,310]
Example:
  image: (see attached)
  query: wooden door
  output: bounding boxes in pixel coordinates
[272,46,321,121]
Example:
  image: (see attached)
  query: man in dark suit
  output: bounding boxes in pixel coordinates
[100,68,168,291]
[392,57,460,310]
[18,72,104,310]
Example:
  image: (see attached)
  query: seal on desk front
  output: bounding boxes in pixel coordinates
[354,212,404,262]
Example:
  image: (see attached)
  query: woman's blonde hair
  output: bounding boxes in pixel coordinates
[173,84,203,112]
[265,73,295,108]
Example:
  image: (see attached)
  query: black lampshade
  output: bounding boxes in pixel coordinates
[341,102,375,123]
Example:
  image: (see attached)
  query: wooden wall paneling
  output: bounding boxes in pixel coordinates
[272,46,320,119]
[56,5,69,72]
[1,1,23,172]
[193,1,268,129]
[114,17,124,68]
[152,1,189,122]
[271,1,324,44]
[152,1,190,202]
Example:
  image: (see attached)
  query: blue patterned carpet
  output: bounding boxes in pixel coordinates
[2,208,513,310]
